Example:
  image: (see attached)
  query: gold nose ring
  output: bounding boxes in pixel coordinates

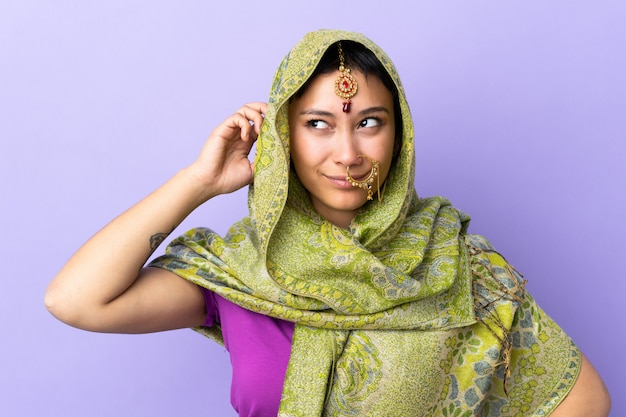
[346,155,381,201]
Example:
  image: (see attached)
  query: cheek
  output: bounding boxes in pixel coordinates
[290,128,326,168]
[377,137,397,183]
[289,129,305,167]
[289,133,316,180]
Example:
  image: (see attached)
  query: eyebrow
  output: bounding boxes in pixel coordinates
[298,106,390,117]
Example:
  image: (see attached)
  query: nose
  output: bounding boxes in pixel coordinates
[333,126,361,167]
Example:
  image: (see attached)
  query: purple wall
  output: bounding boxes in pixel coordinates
[2,1,624,415]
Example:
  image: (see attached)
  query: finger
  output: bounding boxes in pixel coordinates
[242,102,268,116]
[238,105,264,134]
[221,112,254,142]
[249,160,256,184]
[238,103,267,135]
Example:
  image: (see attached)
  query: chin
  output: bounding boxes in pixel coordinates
[324,196,368,213]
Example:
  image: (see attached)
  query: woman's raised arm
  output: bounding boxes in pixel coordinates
[44,103,267,333]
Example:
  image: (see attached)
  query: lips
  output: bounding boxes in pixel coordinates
[325,174,354,188]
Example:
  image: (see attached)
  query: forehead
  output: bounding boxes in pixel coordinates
[291,70,393,112]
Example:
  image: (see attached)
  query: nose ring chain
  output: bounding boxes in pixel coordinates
[346,155,381,201]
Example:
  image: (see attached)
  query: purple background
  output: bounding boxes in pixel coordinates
[1,1,624,416]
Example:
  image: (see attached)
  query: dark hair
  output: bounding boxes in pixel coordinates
[293,41,403,152]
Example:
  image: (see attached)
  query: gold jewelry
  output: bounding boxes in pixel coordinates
[346,155,381,201]
[334,42,358,113]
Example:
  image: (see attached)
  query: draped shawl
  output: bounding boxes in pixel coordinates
[151,30,580,416]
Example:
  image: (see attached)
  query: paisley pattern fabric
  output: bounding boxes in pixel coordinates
[150,29,580,416]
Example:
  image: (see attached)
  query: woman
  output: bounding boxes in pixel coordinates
[45,29,610,416]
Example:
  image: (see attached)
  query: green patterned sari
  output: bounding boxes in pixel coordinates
[151,29,579,416]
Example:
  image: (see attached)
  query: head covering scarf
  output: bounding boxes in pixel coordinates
[151,29,580,416]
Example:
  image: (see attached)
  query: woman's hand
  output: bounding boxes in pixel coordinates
[186,102,268,200]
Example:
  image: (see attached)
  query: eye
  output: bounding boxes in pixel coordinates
[358,117,381,128]
[306,119,330,129]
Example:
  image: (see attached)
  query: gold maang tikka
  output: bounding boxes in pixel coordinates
[346,155,381,201]
[334,42,358,113]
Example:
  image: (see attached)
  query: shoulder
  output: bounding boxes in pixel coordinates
[463,233,526,293]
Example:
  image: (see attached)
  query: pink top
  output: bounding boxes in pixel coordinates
[201,288,294,417]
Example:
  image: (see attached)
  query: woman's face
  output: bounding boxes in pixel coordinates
[288,69,396,228]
